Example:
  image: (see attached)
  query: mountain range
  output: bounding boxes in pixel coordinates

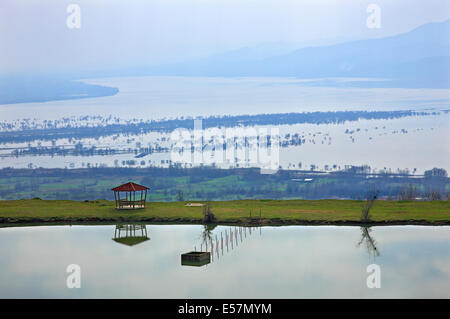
[145,19,450,88]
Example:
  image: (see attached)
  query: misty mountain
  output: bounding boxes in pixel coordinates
[2,20,449,105]
[147,19,450,88]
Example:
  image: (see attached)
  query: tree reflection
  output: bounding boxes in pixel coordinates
[197,224,216,251]
[357,226,380,259]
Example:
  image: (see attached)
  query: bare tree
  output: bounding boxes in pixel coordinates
[424,188,442,201]
[398,183,419,200]
[361,190,379,222]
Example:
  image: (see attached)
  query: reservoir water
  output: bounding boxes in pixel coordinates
[0,224,448,298]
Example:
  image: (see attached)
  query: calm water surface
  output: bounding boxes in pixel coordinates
[0,225,449,298]
[1,76,449,121]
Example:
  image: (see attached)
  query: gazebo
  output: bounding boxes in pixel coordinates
[112,182,149,209]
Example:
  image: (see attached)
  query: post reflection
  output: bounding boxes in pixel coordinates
[189,224,262,266]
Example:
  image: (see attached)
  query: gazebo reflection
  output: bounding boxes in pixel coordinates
[113,224,149,246]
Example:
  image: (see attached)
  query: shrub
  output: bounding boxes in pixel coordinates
[202,204,216,223]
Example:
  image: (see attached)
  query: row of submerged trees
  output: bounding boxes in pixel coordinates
[397,184,449,201]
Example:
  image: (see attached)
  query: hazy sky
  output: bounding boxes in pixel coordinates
[1,0,450,74]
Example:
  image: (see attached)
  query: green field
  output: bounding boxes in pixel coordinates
[0,199,449,225]
[2,167,448,202]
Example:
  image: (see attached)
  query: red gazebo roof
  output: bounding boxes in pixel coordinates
[112,182,149,192]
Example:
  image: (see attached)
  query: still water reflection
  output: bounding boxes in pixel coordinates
[0,225,448,298]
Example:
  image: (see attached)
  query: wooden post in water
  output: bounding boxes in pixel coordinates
[225,231,228,252]
[211,240,213,262]
[216,236,219,258]
[259,210,262,235]
[230,229,233,249]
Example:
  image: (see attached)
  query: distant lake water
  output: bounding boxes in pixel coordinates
[0,76,449,121]
[0,225,449,298]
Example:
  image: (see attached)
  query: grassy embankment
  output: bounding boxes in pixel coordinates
[0,199,449,226]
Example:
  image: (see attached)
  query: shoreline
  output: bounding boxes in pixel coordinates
[1,199,449,227]
[1,217,449,228]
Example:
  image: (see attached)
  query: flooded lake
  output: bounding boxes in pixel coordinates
[2,112,449,173]
[0,224,449,298]
[0,76,449,173]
